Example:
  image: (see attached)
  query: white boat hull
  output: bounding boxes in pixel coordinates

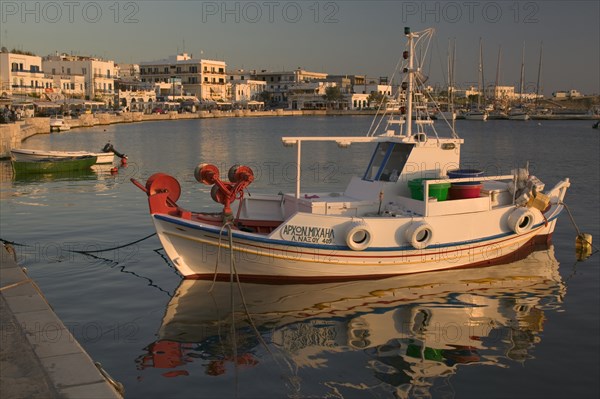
[10,149,115,164]
[464,112,488,121]
[508,113,530,121]
[151,198,565,281]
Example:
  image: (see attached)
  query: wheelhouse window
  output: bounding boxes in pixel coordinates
[363,142,412,182]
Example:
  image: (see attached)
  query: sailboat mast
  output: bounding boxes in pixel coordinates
[495,45,502,88]
[519,42,525,99]
[451,39,456,108]
[405,27,416,137]
[535,41,543,102]
[477,38,483,109]
[480,39,486,107]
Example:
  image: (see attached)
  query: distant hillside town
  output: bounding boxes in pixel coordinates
[1,48,598,118]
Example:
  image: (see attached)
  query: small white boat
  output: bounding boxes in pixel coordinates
[10,142,125,165]
[508,108,530,121]
[49,115,70,132]
[464,110,488,121]
[134,27,570,282]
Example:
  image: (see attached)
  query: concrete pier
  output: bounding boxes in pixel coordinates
[0,244,122,399]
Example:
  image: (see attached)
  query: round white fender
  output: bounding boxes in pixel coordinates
[404,221,434,249]
[346,221,373,251]
[507,207,535,234]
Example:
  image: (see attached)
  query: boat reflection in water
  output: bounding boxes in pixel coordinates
[137,246,565,396]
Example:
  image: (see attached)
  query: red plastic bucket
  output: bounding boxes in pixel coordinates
[449,184,483,199]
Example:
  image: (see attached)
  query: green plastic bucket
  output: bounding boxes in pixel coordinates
[408,178,451,201]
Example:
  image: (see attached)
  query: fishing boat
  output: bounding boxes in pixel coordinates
[12,155,97,174]
[138,247,564,390]
[11,142,126,165]
[133,27,570,281]
[49,115,70,132]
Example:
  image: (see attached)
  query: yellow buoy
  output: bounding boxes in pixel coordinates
[576,233,593,261]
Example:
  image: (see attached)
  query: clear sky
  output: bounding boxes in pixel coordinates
[1,0,598,96]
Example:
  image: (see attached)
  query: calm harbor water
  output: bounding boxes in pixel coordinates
[1,116,598,398]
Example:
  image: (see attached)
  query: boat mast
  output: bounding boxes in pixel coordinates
[477,38,483,110]
[480,39,486,109]
[519,42,525,101]
[495,45,502,89]
[405,27,416,137]
[535,41,543,105]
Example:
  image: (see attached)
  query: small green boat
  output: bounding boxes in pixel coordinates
[11,155,97,174]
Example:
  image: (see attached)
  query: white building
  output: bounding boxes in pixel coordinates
[484,85,516,100]
[43,54,117,104]
[354,83,393,97]
[52,74,86,98]
[117,63,140,81]
[454,86,481,98]
[287,81,337,109]
[140,53,227,101]
[552,90,582,99]
[0,50,53,97]
[254,68,328,106]
[348,93,370,110]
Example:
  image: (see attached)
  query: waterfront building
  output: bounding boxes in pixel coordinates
[253,68,328,107]
[42,54,117,104]
[454,86,481,99]
[51,74,86,99]
[484,85,516,100]
[119,90,157,112]
[0,49,53,98]
[327,75,366,93]
[117,63,140,81]
[552,89,582,99]
[287,81,337,109]
[139,53,227,102]
[228,70,266,105]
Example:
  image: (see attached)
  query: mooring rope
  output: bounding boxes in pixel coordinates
[560,201,599,255]
[1,232,157,254]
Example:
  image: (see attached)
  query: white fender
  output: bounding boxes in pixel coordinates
[346,221,373,251]
[404,222,434,249]
[507,207,535,234]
